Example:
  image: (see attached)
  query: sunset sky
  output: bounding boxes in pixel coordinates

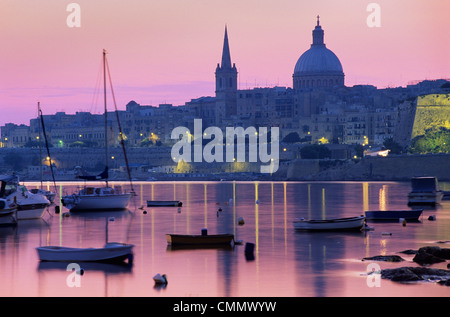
[1,0,449,125]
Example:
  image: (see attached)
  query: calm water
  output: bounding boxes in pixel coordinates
[1,180,449,297]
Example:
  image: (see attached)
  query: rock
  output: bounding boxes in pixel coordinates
[413,251,446,265]
[381,267,423,282]
[413,246,450,265]
[399,249,417,255]
[381,267,450,283]
[438,279,450,286]
[362,255,405,262]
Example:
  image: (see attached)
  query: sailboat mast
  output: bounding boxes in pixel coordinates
[38,101,43,188]
[103,49,109,187]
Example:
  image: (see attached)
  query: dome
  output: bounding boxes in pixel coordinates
[294,46,343,75]
[293,16,345,90]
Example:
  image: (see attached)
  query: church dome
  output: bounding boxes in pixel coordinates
[293,16,344,90]
[294,45,343,75]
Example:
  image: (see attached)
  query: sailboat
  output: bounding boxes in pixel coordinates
[61,50,134,211]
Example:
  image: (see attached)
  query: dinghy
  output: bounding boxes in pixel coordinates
[293,215,366,231]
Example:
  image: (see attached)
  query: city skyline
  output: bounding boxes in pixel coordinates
[1,0,449,126]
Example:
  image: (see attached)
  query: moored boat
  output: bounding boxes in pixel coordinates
[166,233,235,246]
[61,50,134,212]
[62,186,132,211]
[407,177,443,205]
[36,242,134,263]
[293,215,366,231]
[0,198,17,226]
[0,175,50,220]
[147,200,182,207]
[365,209,423,221]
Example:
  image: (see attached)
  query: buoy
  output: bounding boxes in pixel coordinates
[244,242,255,261]
[218,207,222,212]
[428,215,436,221]
[109,217,115,222]
[143,210,147,214]
[238,217,245,225]
[63,212,70,218]
[153,273,168,285]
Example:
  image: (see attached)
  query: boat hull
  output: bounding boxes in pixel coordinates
[293,216,366,231]
[407,191,443,205]
[0,209,17,226]
[147,200,182,207]
[166,234,235,246]
[36,243,134,262]
[63,193,132,211]
[16,204,48,220]
[365,209,423,221]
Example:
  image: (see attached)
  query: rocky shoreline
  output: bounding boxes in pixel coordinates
[364,246,450,286]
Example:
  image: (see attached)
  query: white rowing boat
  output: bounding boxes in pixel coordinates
[36,242,134,263]
[293,215,366,231]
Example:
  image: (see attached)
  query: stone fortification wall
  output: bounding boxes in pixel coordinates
[287,154,450,181]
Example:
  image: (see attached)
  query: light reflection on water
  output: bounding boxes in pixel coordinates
[0,181,449,297]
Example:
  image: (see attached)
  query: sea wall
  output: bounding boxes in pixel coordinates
[287,154,450,181]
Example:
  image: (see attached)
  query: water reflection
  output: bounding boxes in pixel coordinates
[0,180,448,297]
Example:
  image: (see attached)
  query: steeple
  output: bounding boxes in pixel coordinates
[220,25,232,69]
[312,15,325,46]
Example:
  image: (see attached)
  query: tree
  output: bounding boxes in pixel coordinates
[282,132,301,143]
[300,144,331,159]
[410,127,450,154]
[383,138,403,154]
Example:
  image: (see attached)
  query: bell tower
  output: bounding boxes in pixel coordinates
[215,26,238,126]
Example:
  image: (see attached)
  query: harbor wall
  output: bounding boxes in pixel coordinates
[286,154,450,181]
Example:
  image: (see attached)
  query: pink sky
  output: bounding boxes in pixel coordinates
[1,0,449,126]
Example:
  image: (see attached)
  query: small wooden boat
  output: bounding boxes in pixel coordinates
[365,209,423,221]
[293,215,366,231]
[166,233,235,246]
[36,242,134,263]
[147,200,182,207]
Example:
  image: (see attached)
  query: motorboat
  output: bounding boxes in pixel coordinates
[407,177,444,205]
[293,215,366,231]
[30,188,56,204]
[365,209,423,221]
[0,198,17,226]
[147,200,182,207]
[36,242,134,263]
[0,175,50,220]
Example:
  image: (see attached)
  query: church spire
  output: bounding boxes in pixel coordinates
[312,15,325,46]
[221,25,232,69]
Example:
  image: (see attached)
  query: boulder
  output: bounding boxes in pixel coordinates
[380,267,450,284]
[413,246,450,265]
[362,255,405,262]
